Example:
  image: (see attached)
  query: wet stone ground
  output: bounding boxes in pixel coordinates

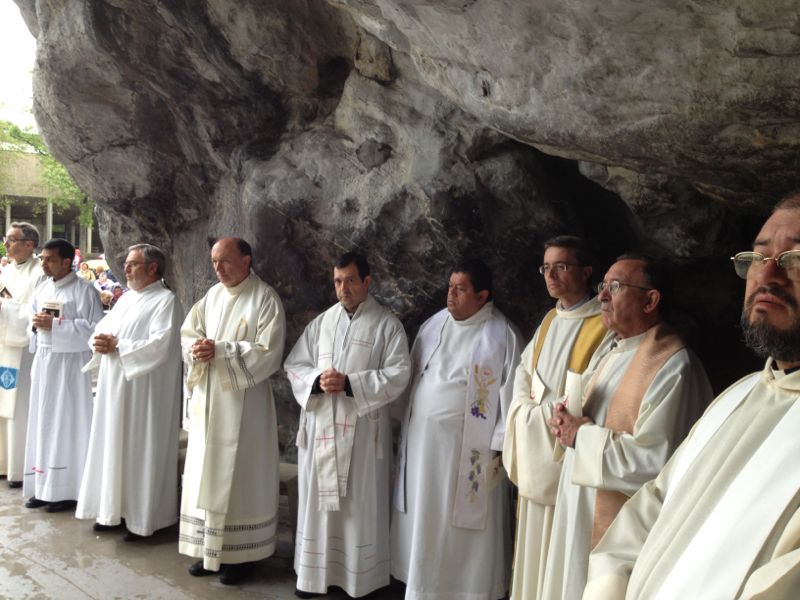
[0,480,405,599]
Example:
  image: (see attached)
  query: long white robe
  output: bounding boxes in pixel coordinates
[179,273,285,570]
[584,364,800,600]
[0,256,44,481]
[76,280,183,535]
[23,272,104,501]
[541,330,712,600]
[504,298,613,600]
[391,302,523,600]
[284,295,411,597]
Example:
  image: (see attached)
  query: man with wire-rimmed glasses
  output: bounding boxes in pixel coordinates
[504,235,614,600]
[76,244,183,543]
[584,195,800,599]
[0,223,44,489]
[542,254,712,600]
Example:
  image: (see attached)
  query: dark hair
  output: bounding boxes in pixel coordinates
[543,235,594,266]
[209,237,252,257]
[615,253,670,299]
[452,257,493,300]
[42,238,75,262]
[10,221,40,248]
[335,251,370,279]
[774,192,800,212]
[128,243,167,277]
[235,238,252,257]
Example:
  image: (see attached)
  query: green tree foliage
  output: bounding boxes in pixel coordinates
[0,120,94,227]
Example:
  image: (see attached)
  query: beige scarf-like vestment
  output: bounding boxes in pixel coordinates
[588,322,684,548]
[184,275,271,569]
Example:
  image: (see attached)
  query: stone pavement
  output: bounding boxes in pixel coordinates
[0,481,406,599]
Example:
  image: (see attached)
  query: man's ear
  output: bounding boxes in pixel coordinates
[642,289,661,314]
[477,289,490,306]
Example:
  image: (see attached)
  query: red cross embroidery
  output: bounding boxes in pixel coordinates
[316,429,335,448]
[336,416,355,435]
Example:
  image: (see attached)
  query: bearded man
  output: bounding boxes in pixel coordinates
[584,194,800,599]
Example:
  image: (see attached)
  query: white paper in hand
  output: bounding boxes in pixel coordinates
[563,369,584,417]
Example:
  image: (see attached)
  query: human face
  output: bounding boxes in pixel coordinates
[40,248,72,281]
[541,246,592,308]
[3,227,35,263]
[124,249,158,291]
[741,208,800,368]
[447,271,489,321]
[334,263,371,312]
[211,239,251,287]
[597,259,658,338]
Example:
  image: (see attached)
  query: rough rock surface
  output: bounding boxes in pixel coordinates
[16,0,797,453]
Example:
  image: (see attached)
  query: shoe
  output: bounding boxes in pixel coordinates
[93,522,123,532]
[294,591,323,599]
[8,481,22,488]
[44,500,77,513]
[187,560,217,577]
[123,530,147,542]
[25,497,48,509]
[219,561,254,585]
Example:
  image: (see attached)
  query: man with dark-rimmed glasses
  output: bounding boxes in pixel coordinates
[584,195,800,599]
[542,254,711,600]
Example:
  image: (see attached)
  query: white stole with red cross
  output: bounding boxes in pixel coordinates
[313,301,380,511]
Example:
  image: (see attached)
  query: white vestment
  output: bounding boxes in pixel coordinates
[178,273,285,571]
[76,281,183,535]
[541,329,712,600]
[284,295,411,597]
[584,364,800,600]
[391,302,523,600]
[503,297,613,600]
[23,272,104,501]
[0,256,44,481]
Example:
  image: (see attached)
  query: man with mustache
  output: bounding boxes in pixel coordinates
[542,254,711,600]
[584,194,800,599]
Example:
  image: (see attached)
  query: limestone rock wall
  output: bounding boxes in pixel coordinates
[16,0,797,453]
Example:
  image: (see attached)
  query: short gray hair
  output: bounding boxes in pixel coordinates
[127,243,167,277]
[10,222,39,247]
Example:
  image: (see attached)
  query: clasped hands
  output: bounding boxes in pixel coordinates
[319,368,347,394]
[548,400,592,448]
[93,333,119,354]
[191,338,215,363]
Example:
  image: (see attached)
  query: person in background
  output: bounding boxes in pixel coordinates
[78,262,96,282]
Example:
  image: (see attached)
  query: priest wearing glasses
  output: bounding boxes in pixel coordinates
[542,253,712,600]
[584,195,800,599]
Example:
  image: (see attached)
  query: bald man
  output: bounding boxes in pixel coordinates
[178,237,286,586]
